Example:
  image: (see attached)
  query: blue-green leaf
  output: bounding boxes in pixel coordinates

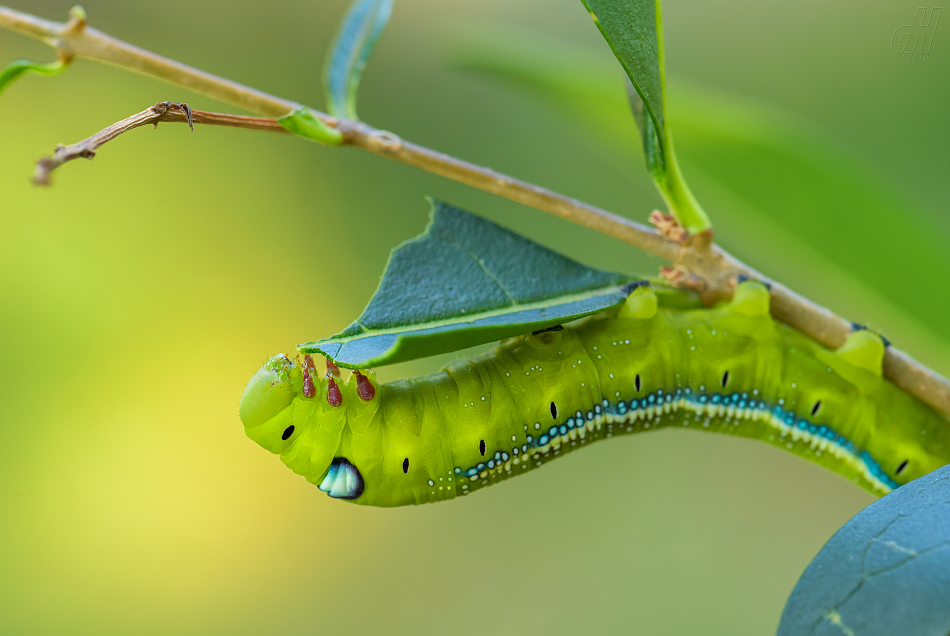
[324,0,394,120]
[779,464,950,635]
[299,200,639,368]
[277,107,344,145]
[0,57,69,98]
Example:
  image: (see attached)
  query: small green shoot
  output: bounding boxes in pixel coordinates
[277,107,344,145]
[0,57,71,99]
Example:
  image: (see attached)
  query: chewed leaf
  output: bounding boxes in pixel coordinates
[324,0,394,120]
[778,464,950,635]
[0,57,70,98]
[299,200,636,367]
[277,108,343,145]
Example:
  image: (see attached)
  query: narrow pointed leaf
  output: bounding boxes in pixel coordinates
[625,76,664,178]
[0,57,69,98]
[324,0,394,120]
[579,3,710,233]
[581,0,665,160]
[299,200,637,368]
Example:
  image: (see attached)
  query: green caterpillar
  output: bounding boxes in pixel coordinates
[239,282,950,506]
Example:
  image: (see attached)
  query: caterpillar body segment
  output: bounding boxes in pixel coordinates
[240,283,950,506]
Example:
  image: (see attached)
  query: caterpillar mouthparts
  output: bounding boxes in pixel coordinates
[318,457,364,499]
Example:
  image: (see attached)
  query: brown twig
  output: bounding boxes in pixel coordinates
[335,118,680,262]
[32,102,286,185]
[3,5,950,417]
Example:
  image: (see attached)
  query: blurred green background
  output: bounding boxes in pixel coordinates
[1,0,947,633]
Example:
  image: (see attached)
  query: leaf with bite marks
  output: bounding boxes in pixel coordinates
[299,200,640,368]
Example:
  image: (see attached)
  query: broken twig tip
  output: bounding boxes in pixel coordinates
[66,6,87,33]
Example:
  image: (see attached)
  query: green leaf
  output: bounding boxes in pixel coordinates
[581,0,665,159]
[324,0,394,120]
[0,57,70,98]
[580,1,710,234]
[779,464,950,634]
[277,107,343,145]
[299,200,638,368]
[625,77,664,178]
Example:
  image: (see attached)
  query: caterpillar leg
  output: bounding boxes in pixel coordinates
[836,326,886,376]
[618,282,657,319]
[730,277,771,317]
[318,457,365,499]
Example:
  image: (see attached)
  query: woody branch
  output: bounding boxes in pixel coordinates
[2,5,949,416]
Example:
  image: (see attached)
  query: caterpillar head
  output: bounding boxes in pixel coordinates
[239,354,302,452]
[239,354,362,498]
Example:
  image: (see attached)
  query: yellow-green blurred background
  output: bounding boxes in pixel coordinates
[1,0,947,633]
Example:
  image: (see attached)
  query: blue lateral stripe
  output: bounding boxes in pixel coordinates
[457,387,894,492]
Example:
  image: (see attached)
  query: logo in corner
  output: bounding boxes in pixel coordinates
[892,7,941,61]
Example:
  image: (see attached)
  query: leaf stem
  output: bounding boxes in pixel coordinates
[3,5,950,417]
[656,138,712,235]
[651,0,710,235]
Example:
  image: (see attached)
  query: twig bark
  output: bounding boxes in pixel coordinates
[3,5,950,417]
[32,101,287,185]
[335,118,681,261]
